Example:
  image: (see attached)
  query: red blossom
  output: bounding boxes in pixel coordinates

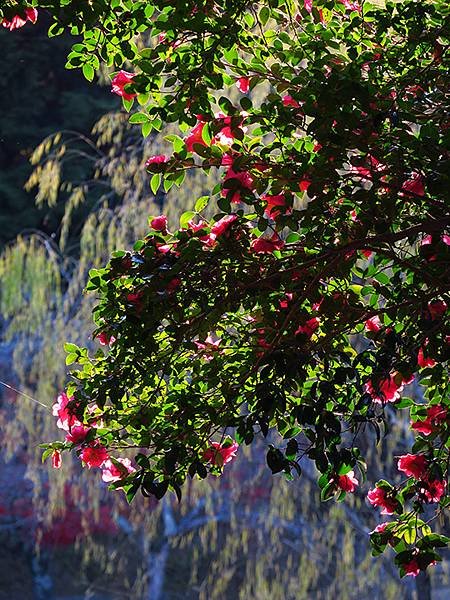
[282,94,300,108]
[203,441,239,466]
[367,487,398,515]
[262,193,290,218]
[250,234,285,254]
[145,155,168,166]
[111,71,137,101]
[365,315,382,332]
[150,215,168,232]
[403,559,420,577]
[222,167,254,203]
[185,119,208,152]
[52,450,62,469]
[97,332,116,346]
[411,405,447,436]
[236,77,250,93]
[420,479,446,503]
[397,454,428,480]
[365,375,404,404]
[2,7,38,31]
[65,425,91,445]
[417,346,436,369]
[401,172,425,197]
[52,392,81,431]
[295,317,320,338]
[101,458,136,483]
[337,470,359,492]
[210,214,238,238]
[80,444,109,469]
[427,300,447,320]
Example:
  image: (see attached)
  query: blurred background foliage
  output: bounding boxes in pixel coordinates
[0,15,449,600]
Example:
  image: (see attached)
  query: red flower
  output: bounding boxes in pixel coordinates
[295,317,320,338]
[367,487,398,515]
[236,77,250,93]
[338,470,359,492]
[203,441,239,467]
[52,450,62,469]
[417,347,436,369]
[262,194,291,219]
[222,168,254,203]
[397,454,428,480]
[145,155,168,167]
[427,300,447,320]
[250,234,285,254]
[282,94,300,108]
[80,444,109,469]
[65,425,91,445]
[420,479,446,503]
[101,458,136,483]
[52,392,81,431]
[372,522,389,534]
[150,215,168,232]
[365,316,382,332]
[365,375,403,404]
[411,405,447,436]
[210,214,238,238]
[111,71,137,101]
[340,0,361,11]
[403,559,420,577]
[185,120,208,152]
[98,332,116,346]
[2,7,38,31]
[401,172,425,197]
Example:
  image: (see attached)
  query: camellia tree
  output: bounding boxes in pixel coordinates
[2,0,449,580]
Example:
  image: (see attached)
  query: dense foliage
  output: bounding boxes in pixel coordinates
[3,0,449,580]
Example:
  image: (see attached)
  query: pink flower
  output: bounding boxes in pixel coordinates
[420,479,446,503]
[80,444,109,469]
[203,441,239,466]
[222,167,254,203]
[404,559,420,577]
[2,7,38,31]
[111,71,137,101]
[365,375,403,404]
[187,219,207,232]
[236,77,250,93]
[185,120,208,152]
[250,234,285,254]
[52,450,62,469]
[295,317,320,338]
[304,0,313,13]
[282,94,300,108]
[101,458,136,483]
[367,487,398,515]
[338,470,359,492]
[340,0,361,11]
[418,347,436,369]
[65,425,91,445]
[397,454,428,480]
[365,315,382,332]
[150,215,168,232]
[411,405,447,436]
[401,172,425,197]
[145,155,168,167]
[98,332,116,346]
[210,214,238,238]
[372,522,389,534]
[52,392,81,431]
